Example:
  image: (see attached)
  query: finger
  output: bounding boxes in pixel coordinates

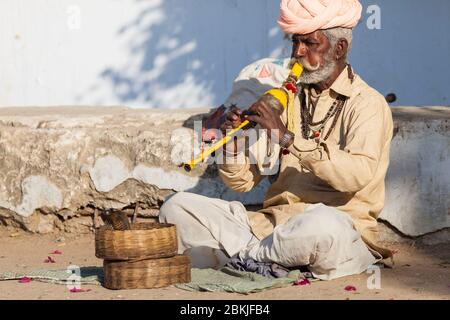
[257,100,271,113]
[250,103,266,119]
[230,106,242,115]
[220,120,232,130]
[224,120,235,128]
[246,105,264,119]
[225,118,242,130]
[247,103,260,114]
[226,112,239,122]
[246,115,263,124]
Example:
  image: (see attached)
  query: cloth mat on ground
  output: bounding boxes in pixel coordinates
[0,267,307,294]
[0,267,103,286]
[175,267,303,294]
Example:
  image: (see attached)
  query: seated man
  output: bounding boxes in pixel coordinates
[160,0,394,280]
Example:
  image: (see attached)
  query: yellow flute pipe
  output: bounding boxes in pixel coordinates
[182,119,250,172]
[181,62,303,172]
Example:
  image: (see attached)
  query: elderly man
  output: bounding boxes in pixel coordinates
[160,0,394,280]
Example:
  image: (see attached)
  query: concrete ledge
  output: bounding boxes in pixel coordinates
[381,107,450,236]
[0,106,449,242]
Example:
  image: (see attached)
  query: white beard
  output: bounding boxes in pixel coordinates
[291,53,337,85]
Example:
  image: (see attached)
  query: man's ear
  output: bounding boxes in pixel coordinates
[335,38,349,61]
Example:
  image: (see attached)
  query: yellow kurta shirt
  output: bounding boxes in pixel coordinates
[217,66,394,259]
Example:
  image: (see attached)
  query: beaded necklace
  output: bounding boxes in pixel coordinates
[300,93,346,140]
[299,64,354,141]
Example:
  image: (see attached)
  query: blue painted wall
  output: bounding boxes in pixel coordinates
[351,0,450,106]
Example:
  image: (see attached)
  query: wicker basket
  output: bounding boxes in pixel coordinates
[103,255,191,290]
[95,222,178,260]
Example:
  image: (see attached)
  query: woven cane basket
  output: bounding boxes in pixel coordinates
[95,222,178,260]
[103,255,191,290]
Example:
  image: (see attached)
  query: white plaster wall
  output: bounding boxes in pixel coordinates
[380,121,450,236]
[0,0,288,108]
[0,0,449,108]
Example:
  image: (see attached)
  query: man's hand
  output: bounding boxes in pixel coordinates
[220,105,243,134]
[219,106,245,155]
[244,100,288,142]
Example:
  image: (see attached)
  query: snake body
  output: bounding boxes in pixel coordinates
[101,209,131,230]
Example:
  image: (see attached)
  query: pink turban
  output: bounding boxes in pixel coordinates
[278,0,363,35]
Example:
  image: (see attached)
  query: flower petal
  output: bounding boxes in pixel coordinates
[50,250,63,255]
[293,279,311,286]
[19,277,32,283]
[70,288,91,293]
[344,285,357,291]
[44,256,56,263]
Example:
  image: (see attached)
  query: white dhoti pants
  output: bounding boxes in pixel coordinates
[159,192,378,280]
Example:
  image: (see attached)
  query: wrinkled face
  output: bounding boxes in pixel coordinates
[291,31,337,84]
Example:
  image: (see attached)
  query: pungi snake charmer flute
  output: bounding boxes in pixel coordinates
[181,62,304,172]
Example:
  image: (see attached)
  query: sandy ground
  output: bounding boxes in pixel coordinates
[0,229,449,300]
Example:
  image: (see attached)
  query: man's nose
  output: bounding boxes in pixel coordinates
[293,42,307,58]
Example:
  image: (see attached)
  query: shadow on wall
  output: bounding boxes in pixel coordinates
[97,0,288,109]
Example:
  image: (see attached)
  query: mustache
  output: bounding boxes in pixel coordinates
[290,58,321,72]
[291,54,337,85]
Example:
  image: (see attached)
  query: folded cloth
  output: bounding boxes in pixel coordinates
[226,257,291,278]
